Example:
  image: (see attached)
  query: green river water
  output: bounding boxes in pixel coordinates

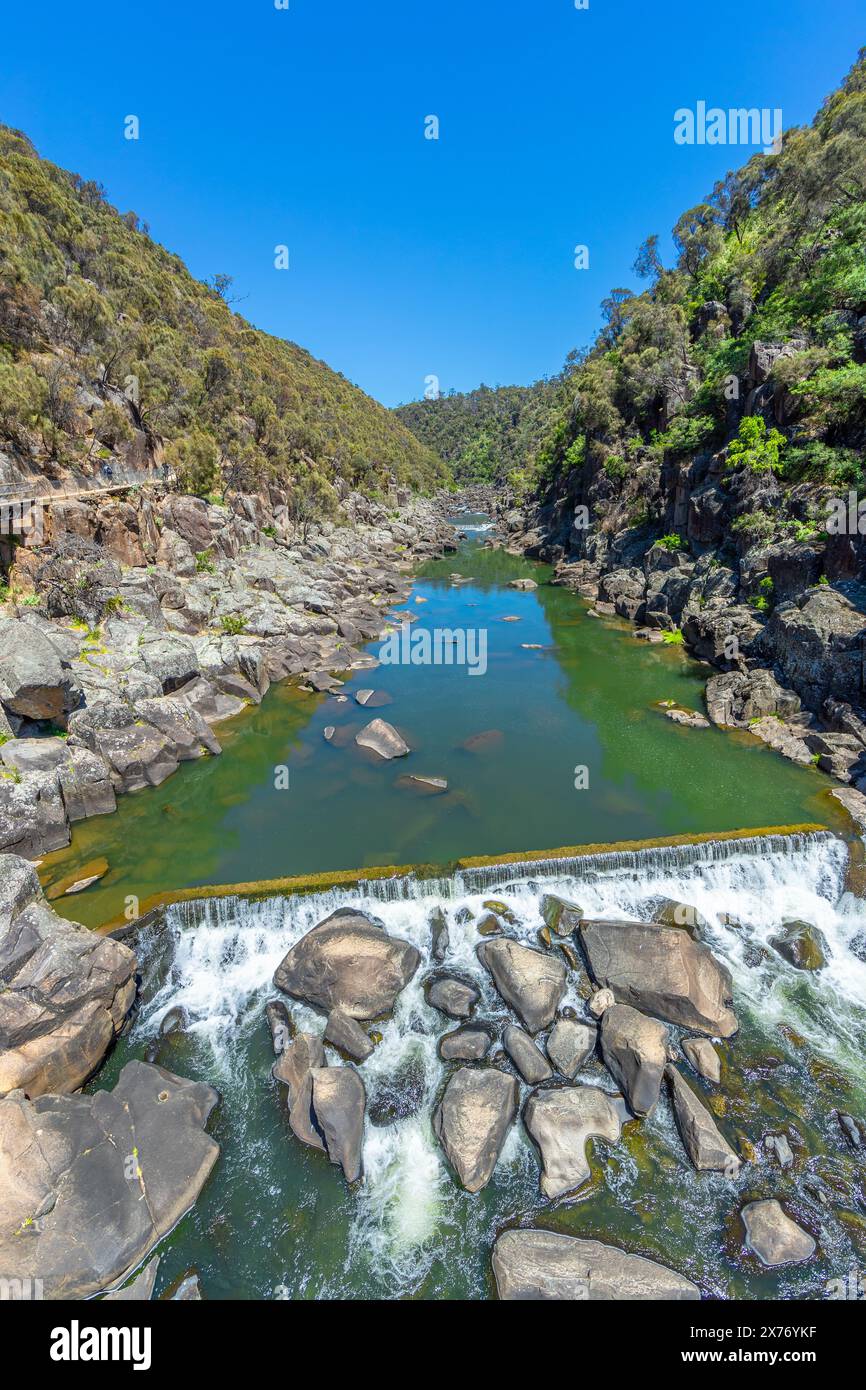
[40,521,866,1301]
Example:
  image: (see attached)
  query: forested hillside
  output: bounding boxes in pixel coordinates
[0,125,445,497]
[394,380,559,488]
[526,49,866,521]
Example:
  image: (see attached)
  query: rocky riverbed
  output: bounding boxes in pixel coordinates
[4,826,862,1301]
[499,461,866,836]
[0,482,473,861]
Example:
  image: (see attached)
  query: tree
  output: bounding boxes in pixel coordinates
[633,235,663,281]
[288,468,339,542]
[165,428,220,496]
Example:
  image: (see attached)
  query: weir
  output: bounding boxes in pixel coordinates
[101,822,831,932]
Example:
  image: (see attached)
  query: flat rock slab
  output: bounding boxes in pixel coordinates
[355,718,409,759]
[492,1230,700,1300]
[524,1084,622,1198]
[0,854,137,1097]
[666,1065,740,1173]
[0,1061,219,1300]
[741,1200,816,1267]
[477,938,567,1034]
[600,1003,667,1117]
[274,909,420,1019]
[579,918,737,1036]
[433,1066,518,1192]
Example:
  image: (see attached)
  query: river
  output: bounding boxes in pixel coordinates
[43,519,866,1300]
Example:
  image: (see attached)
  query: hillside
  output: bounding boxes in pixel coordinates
[0,125,445,498]
[523,50,866,521]
[394,379,559,488]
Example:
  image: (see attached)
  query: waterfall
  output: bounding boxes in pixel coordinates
[132,831,865,1294]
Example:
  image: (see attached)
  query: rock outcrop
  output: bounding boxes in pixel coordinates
[600,1003,667,1116]
[273,909,420,1019]
[0,854,137,1097]
[666,1066,740,1173]
[741,1200,816,1267]
[0,1061,219,1299]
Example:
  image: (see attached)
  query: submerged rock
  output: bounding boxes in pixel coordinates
[0,1060,219,1299]
[477,938,567,1033]
[503,1024,553,1084]
[546,1018,597,1079]
[741,1199,816,1267]
[666,1066,740,1173]
[492,1230,700,1300]
[579,918,738,1036]
[768,920,829,972]
[0,853,137,1097]
[273,909,420,1019]
[433,1067,519,1192]
[103,1259,160,1302]
[310,1067,365,1184]
[355,718,410,759]
[600,1004,667,1117]
[523,1085,622,1199]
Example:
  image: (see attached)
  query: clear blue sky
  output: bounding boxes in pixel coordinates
[1,1,862,407]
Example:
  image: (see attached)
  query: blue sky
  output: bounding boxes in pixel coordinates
[1,1,862,407]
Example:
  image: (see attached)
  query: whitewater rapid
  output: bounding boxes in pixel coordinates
[132,832,865,1294]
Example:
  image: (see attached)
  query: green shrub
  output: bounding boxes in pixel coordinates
[220,614,247,635]
[725,416,786,474]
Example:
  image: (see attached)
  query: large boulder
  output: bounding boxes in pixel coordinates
[579,919,737,1037]
[0,855,136,1096]
[310,1066,365,1184]
[741,1200,816,1267]
[492,1230,700,1300]
[600,1004,667,1116]
[666,1066,740,1173]
[438,1024,493,1062]
[761,588,866,708]
[0,621,82,722]
[273,909,420,1019]
[0,769,70,858]
[523,1085,622,1198]
[68,703,179,794]
[0,1060,219,1299]
[432,1067,518,1192]
[477,938,567,1033]
[705,669,800,727]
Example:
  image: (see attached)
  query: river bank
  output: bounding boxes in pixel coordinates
[38,525,850,931]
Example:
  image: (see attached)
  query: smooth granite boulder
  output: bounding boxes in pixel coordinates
[274,909,420,1019]
[492,1230,700,1300]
